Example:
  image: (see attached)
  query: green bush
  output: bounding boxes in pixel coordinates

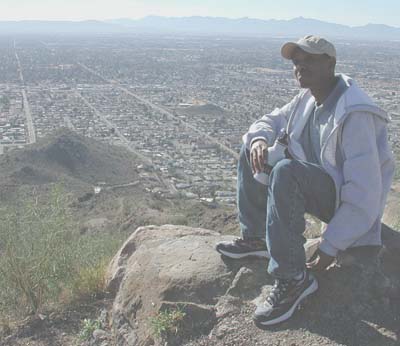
[78,318,102,340]
[68,226,124,305]
[0,186,75,315]
[0,185,123,317]
[150,306,186,339]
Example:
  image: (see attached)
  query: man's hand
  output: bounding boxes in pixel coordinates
[306,249,335,272]
[250,139,268,173]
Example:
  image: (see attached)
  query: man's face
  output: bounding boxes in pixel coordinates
[291,48,335,89]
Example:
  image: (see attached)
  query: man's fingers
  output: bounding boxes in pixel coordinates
[250,140,269,174]
[251,150,259,173]
[250,150,255,172]
[306,261,316,268]
[307,255,334,272]
[306,252,322,269]
[250,150,255,173]
[257,149,265,171]
[306,261,317,269]
[306,250,319,266]
[252,148,261,173]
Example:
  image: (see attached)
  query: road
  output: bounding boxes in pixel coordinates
[77,62,239,160]
[14,40,36,144]
[75,90,178,193]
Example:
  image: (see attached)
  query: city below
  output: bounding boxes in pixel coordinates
[0,34,399,203]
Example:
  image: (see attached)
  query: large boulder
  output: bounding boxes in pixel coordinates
[105,225,238,346]
[105,224,400,346]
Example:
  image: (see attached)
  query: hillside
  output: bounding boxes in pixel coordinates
[0,128,145,187]
[0,128,238,233]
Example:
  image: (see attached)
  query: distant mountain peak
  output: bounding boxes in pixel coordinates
[0,16,399,39]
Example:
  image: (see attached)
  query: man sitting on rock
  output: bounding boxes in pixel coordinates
[216,35,395,327]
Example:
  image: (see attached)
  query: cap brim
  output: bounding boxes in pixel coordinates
[281,42,322,60]
[281,42,298,59]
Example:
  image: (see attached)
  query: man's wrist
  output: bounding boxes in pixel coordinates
[319,238,339,257]
[250,137,268,148]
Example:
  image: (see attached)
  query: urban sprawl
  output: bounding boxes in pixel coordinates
[0,35,399,203]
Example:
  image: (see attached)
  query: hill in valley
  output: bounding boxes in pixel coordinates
[0,128,146,188]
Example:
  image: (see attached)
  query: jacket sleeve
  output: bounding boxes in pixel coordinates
[242,93,301,149]
[320,111,382,256]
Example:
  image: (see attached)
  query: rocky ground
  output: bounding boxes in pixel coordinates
[75,225,400,346]
[1,223,400,346]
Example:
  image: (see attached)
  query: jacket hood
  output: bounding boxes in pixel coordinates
[334,74,390,125]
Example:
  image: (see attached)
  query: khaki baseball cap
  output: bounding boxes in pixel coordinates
[281,35,336,60]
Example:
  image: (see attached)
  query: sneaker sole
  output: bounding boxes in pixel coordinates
[255,276,318,326]
[217,248,270,259]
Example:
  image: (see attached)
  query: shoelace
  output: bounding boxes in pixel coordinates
[234,238,247,245]
[266,279,290,306]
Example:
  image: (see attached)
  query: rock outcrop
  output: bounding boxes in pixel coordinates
[106,225,234,346]
[106,225,316,345]
[106,224,400,346]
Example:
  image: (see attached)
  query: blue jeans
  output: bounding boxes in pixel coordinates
[237,145,336,280]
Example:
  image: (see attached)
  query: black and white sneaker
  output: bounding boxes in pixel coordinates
[253,271,318,326]
[215,237,270,259]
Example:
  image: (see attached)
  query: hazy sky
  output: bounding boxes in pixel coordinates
[1,0,399,27]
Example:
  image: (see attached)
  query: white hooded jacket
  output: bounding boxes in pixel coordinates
[243,74,395,256]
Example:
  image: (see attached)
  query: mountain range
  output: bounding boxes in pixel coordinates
[1,16,400,40]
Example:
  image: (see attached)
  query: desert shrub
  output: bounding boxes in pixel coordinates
[150,306,186,339]
[0,185,76,315]
[0,185,123,317]
[78,318,102,340]
[69,236,122,302]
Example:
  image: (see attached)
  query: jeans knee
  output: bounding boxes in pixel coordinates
[269,159,299,186]
[270,158,292,176]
